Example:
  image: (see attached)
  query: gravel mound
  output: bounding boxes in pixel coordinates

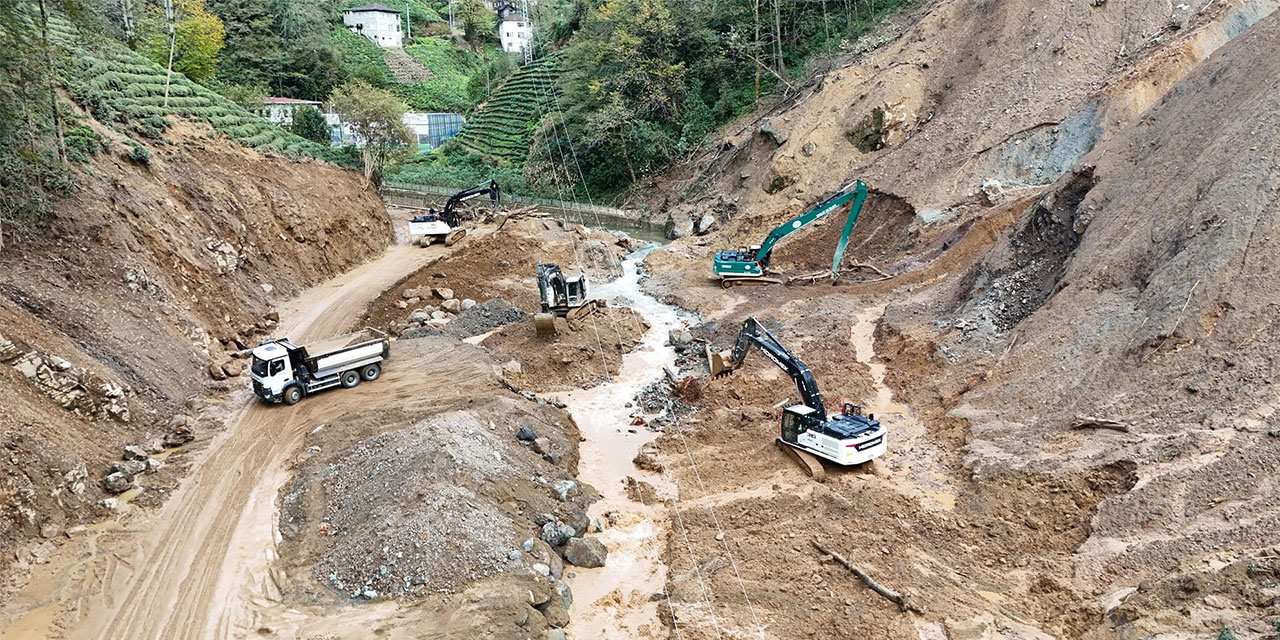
[445,298,529,339]
[312,412,521,599]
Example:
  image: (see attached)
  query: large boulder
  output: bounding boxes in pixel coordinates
[664,209,695,240]
[540,521,574,548]
[552,480,578,502]
[758,117,789,146]
[563,506,590,538]
[103,471,134,494]
[694,214,718,236]
[562,537,608,568]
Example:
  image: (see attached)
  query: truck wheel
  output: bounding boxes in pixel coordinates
[361,363,381,381]
[284,387,303,405]
[341,370,360,388]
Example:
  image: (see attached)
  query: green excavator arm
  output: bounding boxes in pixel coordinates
[829,180,869,279]
[755,179,866,262]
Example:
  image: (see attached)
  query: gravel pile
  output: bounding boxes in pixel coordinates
[445,298,529,339]
[312,412,522,599]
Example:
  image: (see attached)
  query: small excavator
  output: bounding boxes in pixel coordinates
[408,179,501,247]
[709,317,886,479]
[533,263,594,336]
[713,179,869,287]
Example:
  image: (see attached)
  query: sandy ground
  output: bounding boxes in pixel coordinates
[0,223,491,639]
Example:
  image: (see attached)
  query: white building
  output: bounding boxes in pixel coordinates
[499,15,531,54]
[343,3,403,48]
[259,97,323,126]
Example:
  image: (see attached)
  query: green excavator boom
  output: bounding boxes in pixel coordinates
[713,179,868,279]
[829,180,869,279]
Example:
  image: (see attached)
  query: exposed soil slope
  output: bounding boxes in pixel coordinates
[881,13,1280,637]
[0,121,392,600]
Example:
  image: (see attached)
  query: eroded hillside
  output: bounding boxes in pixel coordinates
[0,117,392,590]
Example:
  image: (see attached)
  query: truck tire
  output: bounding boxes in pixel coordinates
[361,363,381,381]
[341,370,360,388]
[284,386,303,405]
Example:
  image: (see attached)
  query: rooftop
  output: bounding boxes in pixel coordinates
[263,97,322,105]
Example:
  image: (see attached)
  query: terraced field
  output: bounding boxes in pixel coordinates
[49,16,326,158]
[449,54,562,164]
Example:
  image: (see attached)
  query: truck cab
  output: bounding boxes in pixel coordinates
[249,340,299,403]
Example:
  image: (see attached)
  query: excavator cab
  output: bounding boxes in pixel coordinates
[780,405,817,443]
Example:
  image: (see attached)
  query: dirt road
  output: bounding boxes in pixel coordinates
[0,223,493,640]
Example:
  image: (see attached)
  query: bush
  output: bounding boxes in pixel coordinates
[291,106,332,144]
[126,141,152,165]
[65,125,103,163]
[134,114,170,139]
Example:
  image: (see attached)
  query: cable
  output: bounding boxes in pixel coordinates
[676,425,769,639]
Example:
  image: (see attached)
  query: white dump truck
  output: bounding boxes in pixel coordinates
[249,328,390,405]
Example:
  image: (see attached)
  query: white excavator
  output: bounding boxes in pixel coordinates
[408,179,500,247]
[533,262,595,336]
[710,317,886,479]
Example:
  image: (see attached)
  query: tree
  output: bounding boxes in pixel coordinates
[328,79,412,187]
[291,105,330,144]
[139,0,226,83]
[456,0,489,52]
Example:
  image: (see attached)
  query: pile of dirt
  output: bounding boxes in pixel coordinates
[481,305,650,393]
[445,298,530,338]
[274,336,604,636]
[362,217,631,333]
[0,118,391,583]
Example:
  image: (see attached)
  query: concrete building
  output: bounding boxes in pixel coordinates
[343,3,403,48]
[259,97,323,126]
[499,15,532,54]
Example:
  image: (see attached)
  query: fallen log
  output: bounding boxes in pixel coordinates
[1070,416,1129,432]
[811,540,922,613]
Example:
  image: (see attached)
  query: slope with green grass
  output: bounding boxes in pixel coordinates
[51,16,327,158]
[448,54,562,164]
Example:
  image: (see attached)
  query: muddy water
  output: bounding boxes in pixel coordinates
[551,243,691,639]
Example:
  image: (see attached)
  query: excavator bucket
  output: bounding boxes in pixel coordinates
[708,345,736,378]
[534,312,557,337]
[444,229,467,247]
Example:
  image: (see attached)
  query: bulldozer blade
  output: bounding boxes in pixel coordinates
[534,312,557,337]
[776,439,826,482]
[445,229,467,246]
[708,345,735,378]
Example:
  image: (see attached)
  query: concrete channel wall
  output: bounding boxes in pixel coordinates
[381,182,662,236]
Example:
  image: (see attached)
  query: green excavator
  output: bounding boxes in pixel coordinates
[712,179,869,287]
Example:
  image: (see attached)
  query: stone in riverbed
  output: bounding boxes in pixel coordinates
[561,537,608,568]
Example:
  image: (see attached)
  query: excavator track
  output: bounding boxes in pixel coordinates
[445,229,467,246]
[719,276,784,289]
[776,438,826,482]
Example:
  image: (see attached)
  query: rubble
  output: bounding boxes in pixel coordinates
[561,537,608,568]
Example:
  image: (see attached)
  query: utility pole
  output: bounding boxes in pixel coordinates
[162,0,177,108]
[404,2,411,41]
